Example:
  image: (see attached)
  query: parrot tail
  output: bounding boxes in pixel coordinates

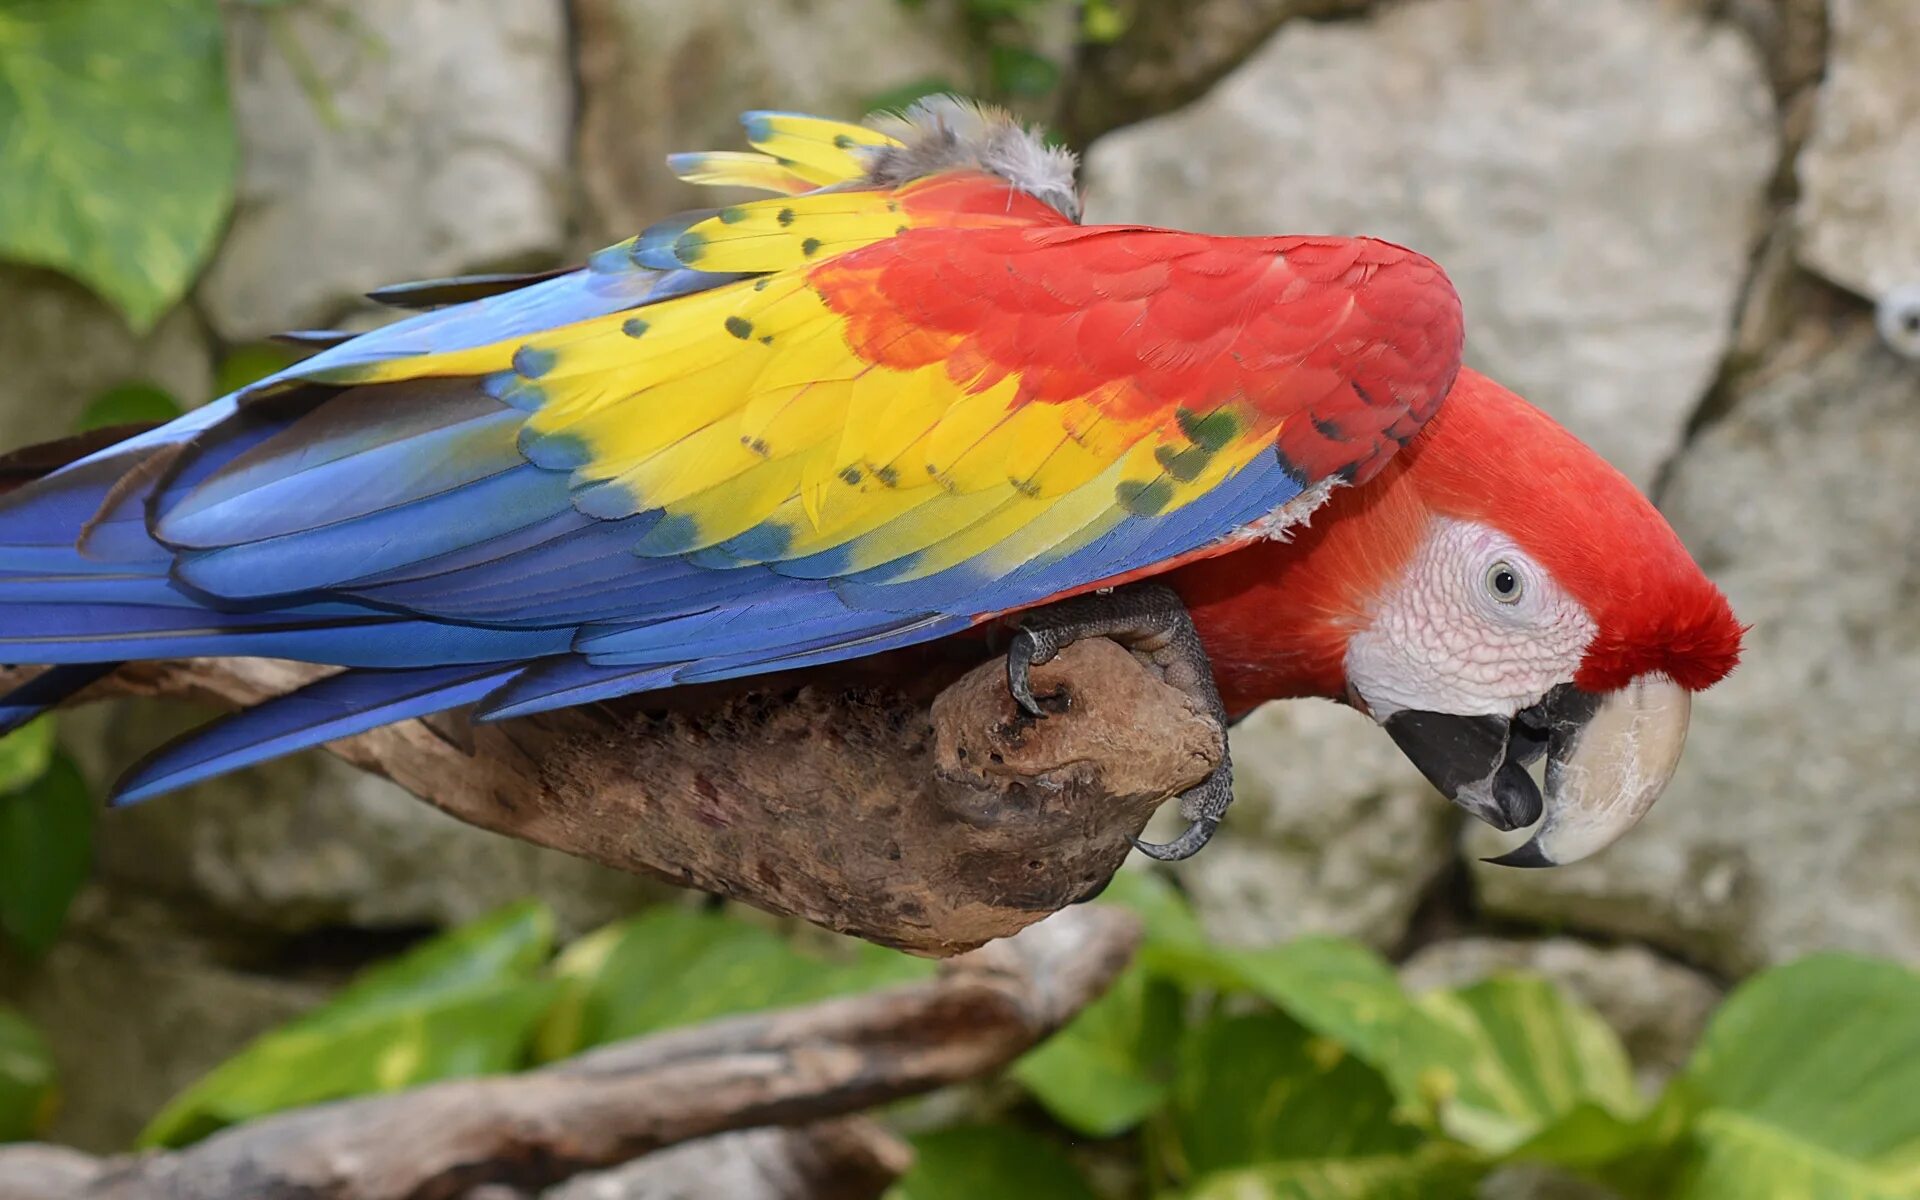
[0,429,150,734]
[110,662,529,805]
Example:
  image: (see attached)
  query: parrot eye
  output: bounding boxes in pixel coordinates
[1486,561,1523,603]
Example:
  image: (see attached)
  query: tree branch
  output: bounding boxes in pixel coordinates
[0,905,1138,1200]
[7,637,1220,955]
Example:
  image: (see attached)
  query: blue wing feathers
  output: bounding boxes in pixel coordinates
[0,209,1311,800]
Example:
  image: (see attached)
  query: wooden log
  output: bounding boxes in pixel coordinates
[6,638,1219,955]
[0,905,1137,1200]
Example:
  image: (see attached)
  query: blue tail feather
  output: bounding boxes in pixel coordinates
[112,662,528,805]
[0,664,120,737]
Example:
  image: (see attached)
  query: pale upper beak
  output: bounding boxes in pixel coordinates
[1383,674,1692,867]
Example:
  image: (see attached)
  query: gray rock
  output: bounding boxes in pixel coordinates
[0,267,211,450]
[0,1144,107,1198]
[0,928,325,1152]
[1796,0,1920,303]
[63,699,668,941]
[1401,936,1721,1092]
[1471,319,1920,975]
[1162,699,1456,951]
[1712,0,1828,103]
[200,0,572,339]
[1083,0,1777,487]
[572,0,973,245]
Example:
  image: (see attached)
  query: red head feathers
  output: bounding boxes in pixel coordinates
[1170,368,1743,714]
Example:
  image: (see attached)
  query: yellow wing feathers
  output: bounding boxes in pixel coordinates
[640,194,917,275]
[325,104,1273,583]
[665,151,820,196]
[740,111,901,183]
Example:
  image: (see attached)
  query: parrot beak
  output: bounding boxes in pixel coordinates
[1384,674,1692,867]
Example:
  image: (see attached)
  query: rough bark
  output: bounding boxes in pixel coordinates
[0,905,1137,1200]
[4,638,1219,956]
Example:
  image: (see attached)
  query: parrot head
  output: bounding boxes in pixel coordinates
[1176,367,1744,866]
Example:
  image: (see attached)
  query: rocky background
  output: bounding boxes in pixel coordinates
[1,0,1916,1168]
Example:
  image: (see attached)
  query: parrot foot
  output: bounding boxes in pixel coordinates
[1006,583,1233,861]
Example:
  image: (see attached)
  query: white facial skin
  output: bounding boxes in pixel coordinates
[1345,517,1597,722]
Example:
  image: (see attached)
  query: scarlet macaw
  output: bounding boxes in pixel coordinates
[0,99,1741,865]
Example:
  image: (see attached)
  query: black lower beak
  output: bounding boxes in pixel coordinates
[1384,684,1676,869]
[1383,708,1544,832]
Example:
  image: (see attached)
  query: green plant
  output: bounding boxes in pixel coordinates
[0,1005,58,1142]
[889,0,1126,111]
[133,883,1920,1198]
[141,901,561,1147]
[0,0,237,331]
[894,873,1920,1199]
[141,901,935,1148]
[0,720,92,958]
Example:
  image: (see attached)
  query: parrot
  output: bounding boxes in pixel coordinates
[0,97,1742,866]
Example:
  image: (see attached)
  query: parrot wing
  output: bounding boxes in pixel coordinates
[0,100,1463,799]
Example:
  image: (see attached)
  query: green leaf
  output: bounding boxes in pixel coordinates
[1008,872,1208,1135]
[1169,1012,1422,1180]
[0,0,236,330]
[1417,975,1642,1159]
[1013,964,1181,1136]
[141,902,557,1147]
[1101,869,1247,989]
[1663,954,1920,1199]
[298,900,555,1029]
[0,718,56,795]
[75,382,183,432]
[886,1126,1099,1200]
[988,45,1061,98]
[536,908,931,1060]
[1225,947,1646,1167]
[215,344,302,396]
[1223,937,1475,1123]
[0,752,93,957]
[1100,868,1206,946]
[1183,1149,1482,1200]
[0,1006,58,1142]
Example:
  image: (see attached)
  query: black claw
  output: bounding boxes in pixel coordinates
[1131,817,1221,862]
[1004,584,1236,858]
[1483,839,1556,869]
[1007,632,1045,716]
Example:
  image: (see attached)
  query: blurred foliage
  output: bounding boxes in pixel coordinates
[125,877,1920,1199]
[892,1126,1100,1200]
[142,900,929,1149]
[0,719,56,798]
[535,907,930,1060]
[141,901,558,1147]
[0,0,236,331]
[0,720,92,960]
[0,1005,58,1143]
[75,383,185,432]
[1668,956,1920,1199]
[215,344,303,397]
[890,0,1125,109]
